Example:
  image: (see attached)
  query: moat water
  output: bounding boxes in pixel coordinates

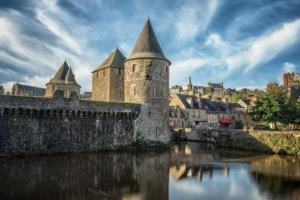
[0,142,299,200]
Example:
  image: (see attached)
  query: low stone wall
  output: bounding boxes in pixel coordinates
[0,92,140,155]
[186,129,300,156]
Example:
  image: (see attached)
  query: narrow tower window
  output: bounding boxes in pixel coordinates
[133,86,136,96]
[132,64,136,72]
[119,68,121,75]
[103,69,106,77]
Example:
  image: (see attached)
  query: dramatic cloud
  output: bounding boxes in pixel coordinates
[175,0,219,41]
[0,0,300,91]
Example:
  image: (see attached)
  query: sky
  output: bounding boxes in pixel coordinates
[0,0,300,92]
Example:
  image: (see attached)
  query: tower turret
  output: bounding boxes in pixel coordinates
[124,19,170,142]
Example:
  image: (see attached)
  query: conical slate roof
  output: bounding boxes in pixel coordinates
[52,60,69,81]
[65,67,78,85]
[46,60,80,87]
[93,48,126,72]
[128,19,168,62]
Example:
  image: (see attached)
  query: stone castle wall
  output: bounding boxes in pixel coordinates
[186,129,300,156]
[92,68,124,102]
[45,83,80,98]
[0,92,140,155]
[124,58,170,142]
[92,68,110,101]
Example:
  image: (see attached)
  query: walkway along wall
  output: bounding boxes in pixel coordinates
[0,91,140,155]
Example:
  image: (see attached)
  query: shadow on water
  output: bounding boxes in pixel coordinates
[0,142,299,200]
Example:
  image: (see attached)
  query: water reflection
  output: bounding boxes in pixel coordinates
[170,143,300,200]
[0,143,299,200]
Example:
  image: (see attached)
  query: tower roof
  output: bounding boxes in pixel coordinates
[65,67,78,85]
[92,48,126,72]
[128,19,169,62]
[46,60,80,87]
[52,60,69,81]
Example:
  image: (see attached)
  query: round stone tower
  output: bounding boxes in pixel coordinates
[124,19,171,142]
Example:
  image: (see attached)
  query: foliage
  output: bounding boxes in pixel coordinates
[249,91,300,129]
[228,92,246,103]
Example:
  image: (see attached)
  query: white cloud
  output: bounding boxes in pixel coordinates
[35,0,83,54]
[227,18,300,73]
[0,1,101,92]
[170,56,209,85]
[201,19,300,76]
[282,62,296,73]
[205,33,227,50]
[175,0,219,40]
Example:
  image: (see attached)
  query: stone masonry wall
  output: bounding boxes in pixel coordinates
[92,68,110,101]
[0,92,140,155]
[186,129,300,156]
[124,58,170,142]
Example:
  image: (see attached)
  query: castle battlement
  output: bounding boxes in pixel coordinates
[0,92,140,155]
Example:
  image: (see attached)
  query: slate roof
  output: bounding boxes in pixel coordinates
[65,67,76,83]
[52,60,69,82]
[128,19,169,63]
[13,83,45,96]
[175,94,243,112]
[92,48,126,72]
[46,60,80,87]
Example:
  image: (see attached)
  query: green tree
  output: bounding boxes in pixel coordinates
[280,99,300,129]
[250,90,300,130]
[228,92,245,103]
[249,92,285,129]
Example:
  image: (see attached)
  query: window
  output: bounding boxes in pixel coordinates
[119,68,122,75]
[165,66,168,73]
[132,64,136,72]
[133,86,136,96]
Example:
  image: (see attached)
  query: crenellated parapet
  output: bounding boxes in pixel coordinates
[0,91,141,155]
[0,90,140,120]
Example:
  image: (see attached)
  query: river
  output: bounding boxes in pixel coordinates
[0,142,299,200]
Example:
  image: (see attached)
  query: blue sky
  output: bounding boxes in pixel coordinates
[0,0,300,92]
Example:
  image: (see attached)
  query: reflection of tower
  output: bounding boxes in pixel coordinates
[124,19,171,142]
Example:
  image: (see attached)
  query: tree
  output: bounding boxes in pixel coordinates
[249,92,285,129]
[250,91,300,130]
[228,92,245,103]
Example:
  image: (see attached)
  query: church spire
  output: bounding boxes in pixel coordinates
[129,18,168,62]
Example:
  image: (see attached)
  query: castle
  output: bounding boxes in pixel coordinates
[45,60,80,98]
[0,19,171,155]
[90,18,170,142]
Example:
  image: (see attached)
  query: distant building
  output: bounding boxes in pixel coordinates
[170,77,205,98]
[208,82,224,97]
[80,91,92,100]
[11,83,45,97]
[92,48,125,102]
[45,60,81,98]
[169,93,251,129]
[283,72,300,100]
[287,85,300,100]
[0,85,4,95]
[267,82,279,93]
[283,72,300,87]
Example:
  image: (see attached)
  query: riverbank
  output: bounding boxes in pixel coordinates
[184,129,300,156]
